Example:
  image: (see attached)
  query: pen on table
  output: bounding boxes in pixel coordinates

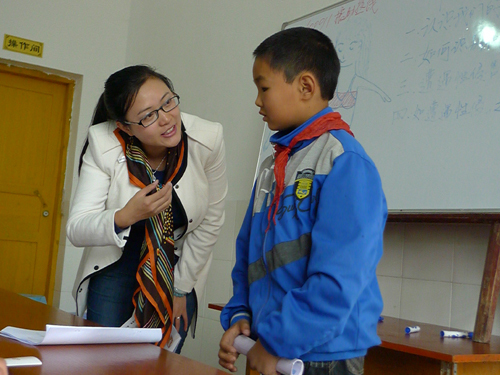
[405,325,420,334]
[440,330,473,338]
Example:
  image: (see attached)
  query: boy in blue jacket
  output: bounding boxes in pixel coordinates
[218,27,387,375]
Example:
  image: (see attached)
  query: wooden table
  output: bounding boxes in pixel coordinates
[0,289,228,375]
[366,316,500,375]
[209,304,500,375]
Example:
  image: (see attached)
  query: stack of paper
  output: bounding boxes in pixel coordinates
[0,324,161,346]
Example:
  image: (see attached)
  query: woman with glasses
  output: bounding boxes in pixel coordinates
[66,65,227,353]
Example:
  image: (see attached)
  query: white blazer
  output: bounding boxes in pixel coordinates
[66,112,227,316]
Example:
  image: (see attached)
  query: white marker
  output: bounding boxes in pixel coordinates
[440,330,473,338]
[405,325,420,334]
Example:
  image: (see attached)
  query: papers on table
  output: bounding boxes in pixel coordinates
[0,324,161,346]
[233,335,304,375]
[121,315,181,352]
[165,325,181,353]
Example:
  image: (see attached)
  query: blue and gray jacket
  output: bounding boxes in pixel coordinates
[221,108,387,362]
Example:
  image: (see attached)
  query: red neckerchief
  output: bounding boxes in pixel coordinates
[267,111,354,231]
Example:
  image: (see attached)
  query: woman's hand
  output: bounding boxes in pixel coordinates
[173,295,188,332]
[115,181,172,229]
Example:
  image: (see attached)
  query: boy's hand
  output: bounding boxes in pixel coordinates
[218,319,250,372]
[247,339,279,375]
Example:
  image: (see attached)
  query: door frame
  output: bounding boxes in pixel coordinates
[0,58,83,306]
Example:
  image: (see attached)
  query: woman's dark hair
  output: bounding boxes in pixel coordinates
[78,65,175,173]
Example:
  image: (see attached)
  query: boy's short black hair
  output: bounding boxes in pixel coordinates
[253,27,340,100]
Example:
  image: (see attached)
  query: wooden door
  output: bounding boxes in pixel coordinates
[0,64,73,304]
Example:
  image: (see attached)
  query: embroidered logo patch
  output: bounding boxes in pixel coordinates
[294,169,315,199]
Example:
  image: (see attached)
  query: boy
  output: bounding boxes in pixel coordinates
[218,27,387,375]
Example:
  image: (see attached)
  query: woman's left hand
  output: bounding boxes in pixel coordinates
[173,295,188,332]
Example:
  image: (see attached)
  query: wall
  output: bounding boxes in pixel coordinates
[2,1,498,375]
[381,223,500,332]
[0,0,132,309]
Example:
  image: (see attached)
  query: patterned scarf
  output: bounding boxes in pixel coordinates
[267,111,354,231]
[114,128,184,348]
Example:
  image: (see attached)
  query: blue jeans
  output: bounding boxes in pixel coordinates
[87,249,138,327]
[87,251,196,354]
[303,357,365,375]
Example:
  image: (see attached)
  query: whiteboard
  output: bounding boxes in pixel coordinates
[257,0,500,212]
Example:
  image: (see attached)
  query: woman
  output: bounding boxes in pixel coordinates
[66,65,227,353]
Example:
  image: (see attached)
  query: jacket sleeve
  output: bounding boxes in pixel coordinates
[66,132,130,248]
[173,125,228,293]
[256,151,387,358]
[220,188,255,330]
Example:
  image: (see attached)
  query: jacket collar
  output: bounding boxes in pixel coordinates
[181,112,218,151]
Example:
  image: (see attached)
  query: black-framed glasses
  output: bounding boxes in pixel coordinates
[122,95,180,128]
